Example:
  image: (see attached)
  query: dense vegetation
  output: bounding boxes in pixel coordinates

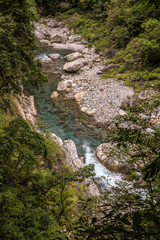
[0,0,47,94]
[58,0,160,91]
[0,0,160,239]
[0,113,96,239]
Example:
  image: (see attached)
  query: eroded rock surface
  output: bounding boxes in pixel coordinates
[63,140,85,170]
[96,143,129,174]
[14,95,37,126]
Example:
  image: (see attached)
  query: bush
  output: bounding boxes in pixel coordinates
[140,39,160,65]
[142,18,160,42]
[111,26,130,48]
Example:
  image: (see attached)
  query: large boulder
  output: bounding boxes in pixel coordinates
[51,91,59,99]
[96,143,129,174]
[64,52,83,62]
[50,34,63,43]
[39,39,50,46]
[57,80,72,92]
[47,19,61,28]
[63,58,88,73]
[63,140,85,170]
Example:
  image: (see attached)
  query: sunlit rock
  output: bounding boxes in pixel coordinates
[64,52,83,62]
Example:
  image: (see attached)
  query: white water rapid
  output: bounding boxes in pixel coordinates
[83,142,122,190]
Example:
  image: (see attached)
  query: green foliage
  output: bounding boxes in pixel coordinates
[0,0,47,94]
[0,114,96,239]
[111,26,130,48]
[140,39,160,65]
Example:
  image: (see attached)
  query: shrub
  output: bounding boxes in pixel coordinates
[111,26,130,48]
[142,18,160,42]
[140,39,160,65]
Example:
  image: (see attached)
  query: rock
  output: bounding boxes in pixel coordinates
[63,140,85,170]
[51,91,59,99]
[34,29,44,40]
[119,109,127,116]
[138,90,154,100]
[64,52,83,62]
[74,92,87,102]
[14,95,37,126]
[36,54,52,63]
[99,50,106,57]
[150,119,158,125]
[63,58,88,73]
[39,39,50,45]
[50,34,63,43]
[52,43,85,53]
[48,53,61,59]
[28,96,37,116]
[105,49,118,58]
[49,133,63,147]
[47,19,61,28]
[96,143,129,174]
[133,180,147,188]
[130,76,141,82]
[81,40,88,45]
[139,113,150,119]
[146,128,155,134]
[57,80,72,92]
[68,35,82,43]
[97,64,119,74]
[93,56,101,62]
[14,97,27,120]
[84,179,100,196]
[81,107,96,116]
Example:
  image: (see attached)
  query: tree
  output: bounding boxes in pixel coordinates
[0,0,47,94]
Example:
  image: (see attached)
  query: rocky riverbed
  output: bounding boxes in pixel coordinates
[34,17,134,124]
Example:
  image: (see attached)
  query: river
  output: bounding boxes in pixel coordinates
[31,46,122,190]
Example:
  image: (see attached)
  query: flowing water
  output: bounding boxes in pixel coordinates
[31,46,122,190]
